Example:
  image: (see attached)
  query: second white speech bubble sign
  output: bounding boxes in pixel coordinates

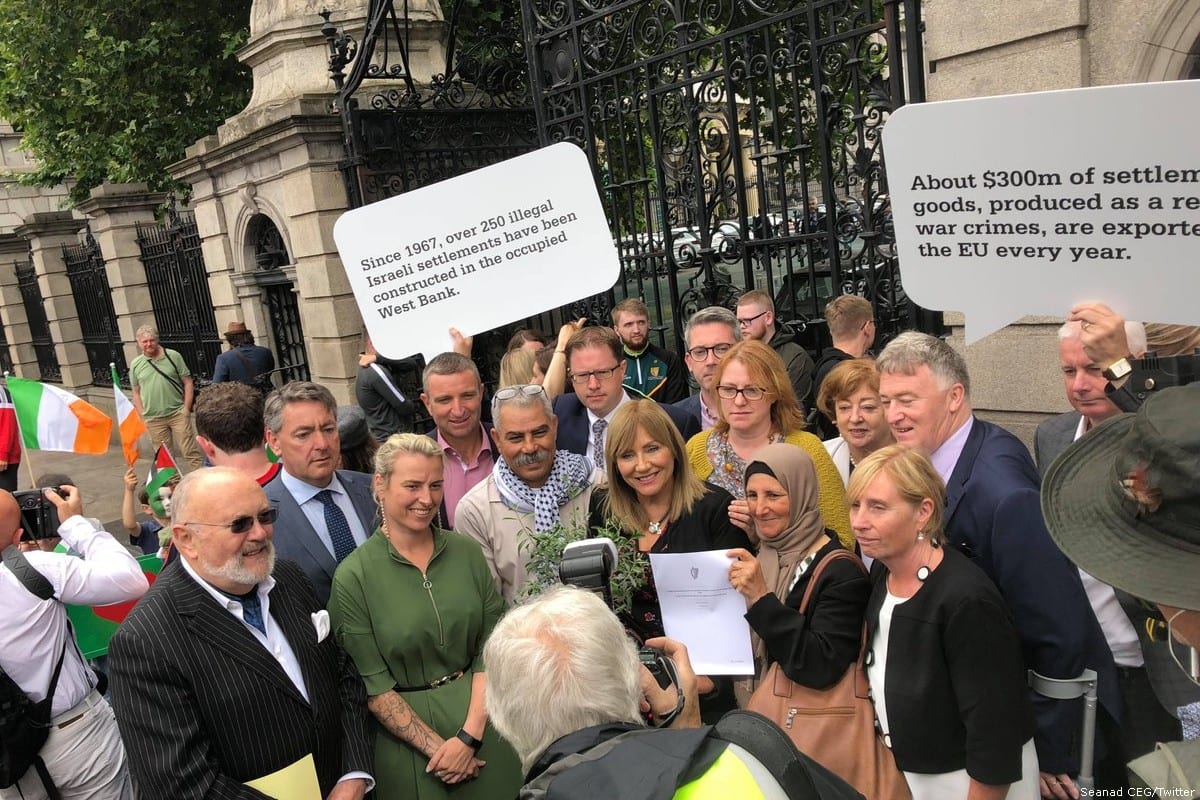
[884,80,1200,343]
[333,142,620,361]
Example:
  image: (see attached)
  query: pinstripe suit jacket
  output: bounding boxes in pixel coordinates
[108,558,372,800]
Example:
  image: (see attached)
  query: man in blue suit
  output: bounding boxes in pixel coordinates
[877,332,1119,800]
[263,382,375,606]
[672,306,740,432]
[553,327,699,467]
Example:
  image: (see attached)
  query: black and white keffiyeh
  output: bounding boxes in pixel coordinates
[493,449,593,532]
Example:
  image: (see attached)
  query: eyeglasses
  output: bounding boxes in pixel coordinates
[716,385,768,401]
[687,343,733,361]
[185,508,278,534]
[569,365,621,385]
[736,310,768,328]
[491,384,547,415]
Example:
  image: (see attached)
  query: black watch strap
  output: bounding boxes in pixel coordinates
[456,728,483,752]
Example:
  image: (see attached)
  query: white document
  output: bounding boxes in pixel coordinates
[648,550,754,675]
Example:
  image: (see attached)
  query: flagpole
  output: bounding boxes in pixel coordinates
[2,372,37,489]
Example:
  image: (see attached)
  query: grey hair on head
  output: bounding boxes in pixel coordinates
[1057,319,1147,356]
[876,331,971,396]
[483,586,642,770]
[683,306,741,349]
[135,324,159,340]
[422,352,480,393]
[491,384,552,425]
[263,381,337,435]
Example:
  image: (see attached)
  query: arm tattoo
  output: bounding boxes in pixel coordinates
[367,691,440,757]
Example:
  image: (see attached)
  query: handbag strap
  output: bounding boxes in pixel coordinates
[796,548,867,615]
[142,355,184,395]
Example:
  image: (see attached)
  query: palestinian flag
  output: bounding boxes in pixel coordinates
[146,445,180,517]
[7,376,112,454]
[66,553,163,658]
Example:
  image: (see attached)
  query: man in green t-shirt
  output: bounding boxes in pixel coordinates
[129,324,204,470]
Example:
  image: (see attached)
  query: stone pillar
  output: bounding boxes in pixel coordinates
[0,233,31,375]
[13,212,90,390]
[75,183,170,364]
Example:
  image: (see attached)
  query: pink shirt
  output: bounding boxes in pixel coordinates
[438,425,495,528]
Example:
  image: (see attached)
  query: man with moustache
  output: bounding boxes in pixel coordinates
[263,382,376,606]
[108,468,373,800]
[611,298,688,403]
[876,332,1120,800]
[672,306,741,432]
[420,352,499,529]
[455,385,600,605]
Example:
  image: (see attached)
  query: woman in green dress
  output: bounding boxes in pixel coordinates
[329,433,522,799]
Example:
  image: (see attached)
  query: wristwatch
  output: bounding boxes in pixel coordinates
[1102,357,1134,382]
[456,728,483,752]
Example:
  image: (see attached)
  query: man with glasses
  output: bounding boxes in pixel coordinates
[672,306,741,432]
[263,382,376,606]
[812,294,876,437]
[735,290,817,414]
[455,384,600,604]
[552,327,699,465]
[109,468,373,800]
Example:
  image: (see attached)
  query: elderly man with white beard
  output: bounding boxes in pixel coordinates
[108,467,373,800]
[454,385,602,605]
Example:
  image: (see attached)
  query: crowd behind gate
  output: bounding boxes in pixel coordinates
[1,296,1198,800]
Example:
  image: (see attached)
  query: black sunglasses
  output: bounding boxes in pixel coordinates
[184,508,278,534]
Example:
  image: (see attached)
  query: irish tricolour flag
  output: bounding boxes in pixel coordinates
[7,376,112,454]
[113,365,146,466]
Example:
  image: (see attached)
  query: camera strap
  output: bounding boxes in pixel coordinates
[1,546,54,600]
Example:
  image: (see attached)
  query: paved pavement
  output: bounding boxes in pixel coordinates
[15,444,155,535]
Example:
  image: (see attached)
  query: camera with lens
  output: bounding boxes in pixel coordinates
[14,487,64,542]
[559,538,683,722]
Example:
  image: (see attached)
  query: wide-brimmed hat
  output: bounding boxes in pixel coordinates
[224,321,251,338]
[1042,384,1200,610]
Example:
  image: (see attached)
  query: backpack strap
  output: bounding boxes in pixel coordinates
[1,545,54,600]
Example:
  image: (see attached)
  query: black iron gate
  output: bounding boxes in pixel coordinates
[252,215,310,383]
[62,230,127,386]
[134,204,222,379]
[520,0,941,352]
[15,257,60,382]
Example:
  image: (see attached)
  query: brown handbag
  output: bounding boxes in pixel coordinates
[746,549,910,800]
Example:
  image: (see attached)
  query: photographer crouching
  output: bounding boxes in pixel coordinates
[485,585,816,799]
[0,486,148,800]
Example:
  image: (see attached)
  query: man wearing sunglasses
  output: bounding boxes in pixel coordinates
[673,306,741,432]
[735,290,817,415]
[552,327,699,465]
[109,467,373,800]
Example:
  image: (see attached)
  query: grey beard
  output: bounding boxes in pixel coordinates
[204,541,276,587]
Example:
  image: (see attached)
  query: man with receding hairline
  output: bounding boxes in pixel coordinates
[109,468,373,800]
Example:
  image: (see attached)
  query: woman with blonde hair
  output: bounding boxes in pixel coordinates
[498,348,535,388]
[592,400,751,718]
[685,339,851,547]
[849,445,1038,799]
[329,433,521,800]
[815,358,894,486]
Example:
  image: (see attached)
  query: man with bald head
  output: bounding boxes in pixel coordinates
[108,468,373,800]
[1,486,146,800]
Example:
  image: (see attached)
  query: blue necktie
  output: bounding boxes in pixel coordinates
[239,590,266,635]
[316,489,357,563]
[592,419,607,470]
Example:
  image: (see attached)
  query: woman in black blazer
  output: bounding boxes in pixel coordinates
[848,445,1039,800]
[726,442,870,691]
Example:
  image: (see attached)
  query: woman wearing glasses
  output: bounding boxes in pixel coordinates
[592,400,753,716]
[685,340,852,548]
[328,434,522,800]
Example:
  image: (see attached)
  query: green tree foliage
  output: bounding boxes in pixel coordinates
[0,0,252,204]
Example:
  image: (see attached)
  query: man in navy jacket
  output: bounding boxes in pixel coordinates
[877,332,1119,799]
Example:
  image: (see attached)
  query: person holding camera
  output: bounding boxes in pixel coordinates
[0,486,148,800]
[485,586,807,799]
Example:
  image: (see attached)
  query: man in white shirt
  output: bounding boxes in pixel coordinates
[0,486,147,800]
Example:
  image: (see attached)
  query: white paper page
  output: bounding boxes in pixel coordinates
[648,550,754,675]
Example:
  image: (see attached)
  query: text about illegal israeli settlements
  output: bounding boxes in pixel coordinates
[361,199,579,318]
[908,164,1199,264]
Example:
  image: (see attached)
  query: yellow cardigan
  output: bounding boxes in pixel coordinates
[686,428,854,550]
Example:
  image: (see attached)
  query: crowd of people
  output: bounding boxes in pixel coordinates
[1,297,1197,800]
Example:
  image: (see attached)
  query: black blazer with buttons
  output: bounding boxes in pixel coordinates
[108,558,372,800]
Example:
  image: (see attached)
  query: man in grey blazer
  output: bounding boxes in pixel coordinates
[109,468,372,800]
[1035,319,1194,772]
[263,382,376,606]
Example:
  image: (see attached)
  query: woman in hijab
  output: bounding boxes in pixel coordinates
[727,443,871,691]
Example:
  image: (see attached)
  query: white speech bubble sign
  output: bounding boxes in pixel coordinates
[333,142,620,361]
[883,80,1200,343]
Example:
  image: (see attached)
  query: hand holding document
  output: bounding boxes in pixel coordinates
[649,550,754,675]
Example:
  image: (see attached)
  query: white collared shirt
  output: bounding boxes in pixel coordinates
[0,516,148,716]
[585,391,633,466]
[279,469,369,558]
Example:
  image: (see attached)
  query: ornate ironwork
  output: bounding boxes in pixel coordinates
[15,257,60,382]
[249,215,310,383]
[62,230,128,386]
[0,315,12,376]
[134,207,222,379]
[323,1,540,208]
[521,0,942,353]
